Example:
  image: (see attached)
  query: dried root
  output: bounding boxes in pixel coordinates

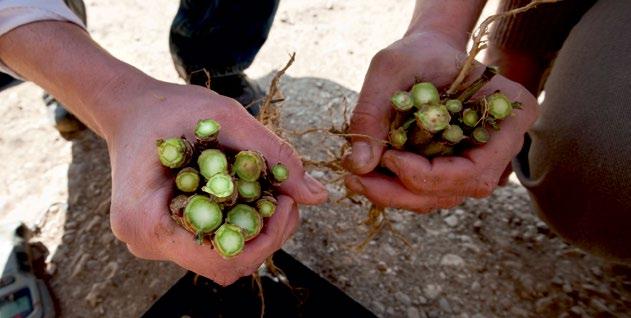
[447,0,562,95]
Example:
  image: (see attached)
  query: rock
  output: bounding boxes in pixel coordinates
[444,215,459,227]
[407,307,420,318]
[535,296,555,314]
[551,275,564,286]
[85,282,107,307]
[562,283,573,294]
[569,306,583,315]
[471,281,481,291]
[376,261,388,273]
[418,296,428,304]
[589,299,609,312]
[438,298,451,312]
[510,307,530,317]
[423,284,442,300]
[396,291,412,306]
[71,253,90,278]
[440,254,465,267]
[590,266,603,278]
[372,301,385,313]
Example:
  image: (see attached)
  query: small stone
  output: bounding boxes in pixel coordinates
[589,299,609,312]
[551,275,564,285]
[440,254,465,267]
[418,296,428,304]
[372,301,385,313]
[376,261,388,273]
[454,209,465,216]
[562,283,573,294]
[590,266,603,278]
[438,298,451,312]
[471,281,481,291]
[407,307,420,318]
[444,215,459,227]
[510,307,530,317]
[71,253,90,278]
[396,291,412,305]
[535,296,555,314]
[423,284,442,300]
[569,306,583,315]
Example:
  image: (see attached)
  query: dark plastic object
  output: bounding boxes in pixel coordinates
[143,249,376,318]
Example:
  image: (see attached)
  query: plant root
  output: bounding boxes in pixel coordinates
[447,0,562,95]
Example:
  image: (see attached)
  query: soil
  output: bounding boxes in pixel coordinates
[0,0,629,317]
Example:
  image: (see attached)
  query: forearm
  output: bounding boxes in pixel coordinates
[0,21,150,138]
[406,0,487,49]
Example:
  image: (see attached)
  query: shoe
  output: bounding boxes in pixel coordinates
[43,93,85,139]
[188,71,264,117]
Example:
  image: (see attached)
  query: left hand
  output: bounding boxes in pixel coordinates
[343,32,539,213]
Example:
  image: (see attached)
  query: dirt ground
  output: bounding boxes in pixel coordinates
[0,0,629,317]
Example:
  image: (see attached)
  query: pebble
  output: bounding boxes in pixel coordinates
[470,281,481,291]
[376,261,388,273]
[551,275,564,285]
[418,296,428,304]
[407,307,420,318]
[396,291,412,305]
[71,253,90,278]
[372,301,385,313]
[438,298,451,312]
[562,283,573,294]
[569,306,583,315]
[589,299,609,312]
[440,254,465,267]
[423,284,442,300]
[590,266,603,278]
[444,215,459,227]
[535,296,555,314]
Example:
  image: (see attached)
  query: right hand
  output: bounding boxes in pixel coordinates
[98,77,328,285]
[343,32,539,213]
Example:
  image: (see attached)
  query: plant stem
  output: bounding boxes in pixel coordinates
[175,167,200,193]
[237,179,262,202]
[197,149,228,179]
[226,204,263,241]
[213,224,245,258]
[156,138,193,169]
[184,195,223,240]
[256,196,277,218]
[233,151,265,182]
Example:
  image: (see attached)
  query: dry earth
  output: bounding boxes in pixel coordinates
[0,0,629,317]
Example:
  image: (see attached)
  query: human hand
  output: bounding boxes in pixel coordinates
[100,78,327,285]
[344,32,539,213]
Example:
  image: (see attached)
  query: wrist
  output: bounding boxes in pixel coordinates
[84,63,157,143]
[405,0,486,50]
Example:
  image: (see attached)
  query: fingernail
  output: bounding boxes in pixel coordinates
[350,141,373,169]
[303,173,326,195]
[345,175,365,193]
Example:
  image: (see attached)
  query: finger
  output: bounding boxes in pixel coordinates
[155,194,298,286]
[208,98,328,205]
[381,150,495,198]
[345,49,413,175]
[344,172,465,213]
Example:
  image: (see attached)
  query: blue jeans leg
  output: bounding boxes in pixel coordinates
[169,0,280,80]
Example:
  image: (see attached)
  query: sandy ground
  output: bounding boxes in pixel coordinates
[0,0,630,317]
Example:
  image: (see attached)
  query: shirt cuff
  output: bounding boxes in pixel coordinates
[0,0,87,79]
